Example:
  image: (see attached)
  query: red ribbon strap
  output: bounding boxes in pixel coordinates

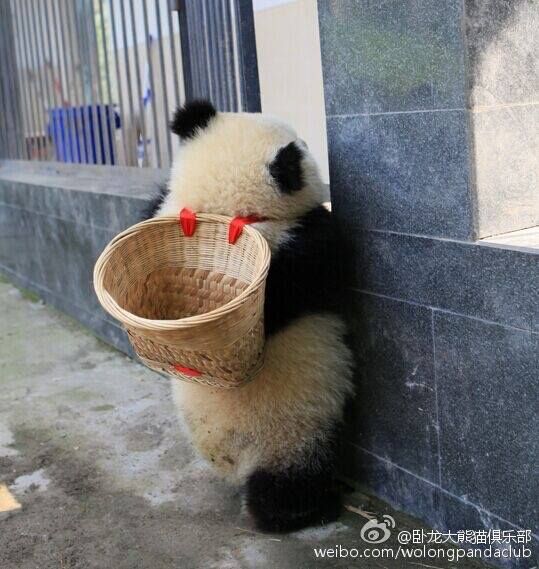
[173,364,202,377]
[228,215,264,244]
[179,208,196,237]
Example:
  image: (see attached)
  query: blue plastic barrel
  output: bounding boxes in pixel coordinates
[47,105,121,164]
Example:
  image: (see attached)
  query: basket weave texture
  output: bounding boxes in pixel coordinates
[93,214,271,388]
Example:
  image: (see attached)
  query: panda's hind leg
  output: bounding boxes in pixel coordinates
[245,449,341,533]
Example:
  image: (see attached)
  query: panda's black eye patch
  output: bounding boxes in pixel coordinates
[170,100,217,140]
[269,141,304,194]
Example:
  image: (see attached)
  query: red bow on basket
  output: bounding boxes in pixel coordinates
[173,364,202,377]
[179,208,265,244]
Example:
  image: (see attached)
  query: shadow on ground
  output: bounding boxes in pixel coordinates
[0,279,491,568]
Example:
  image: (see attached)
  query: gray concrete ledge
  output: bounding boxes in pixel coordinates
[0,160,167,356]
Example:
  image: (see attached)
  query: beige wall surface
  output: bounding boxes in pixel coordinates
[254,0,329,182]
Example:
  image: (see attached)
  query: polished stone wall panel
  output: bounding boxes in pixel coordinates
[434,313,538,532]
[347,292,439,481]
[327,111,473,239]
[319,0,467,116]
[348,230,537,331]
[346,444,539,569]
[318,3,538,564]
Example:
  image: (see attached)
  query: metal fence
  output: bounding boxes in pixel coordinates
[0,0,260,168]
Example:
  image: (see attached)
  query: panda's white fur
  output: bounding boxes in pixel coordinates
[149,101,354,532]
[171,313,353,483]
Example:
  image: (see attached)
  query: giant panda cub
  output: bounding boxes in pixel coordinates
[145,100,354,532]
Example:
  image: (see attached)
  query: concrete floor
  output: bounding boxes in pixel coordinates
[0,279,490,569]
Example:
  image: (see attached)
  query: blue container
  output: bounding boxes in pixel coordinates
[47,105,121,164]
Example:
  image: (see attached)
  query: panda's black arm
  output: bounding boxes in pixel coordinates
[264,205,342,337]
[142,184,169,220]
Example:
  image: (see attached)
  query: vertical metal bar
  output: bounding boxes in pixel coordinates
[19,0,44,160]
[0,52,13,157]
[68,0,92,163]
[99,0,116,164]
[166,1,181,108]
[90,0,111,165]
[85,1,101,165]
[17,0,39,160]
[228,0,242,111]
[221,0,235,111]
[208,1,223,108]
[155,0,172,165]
[13,0,34,160]
[220,2,231,110]
[0,1,11,157]
[201,1,214,101]
[187,4,202,98]
[0,26,8,157]
[128,0,147,166]
[191,4,207,98]
[205,2,217,104]
[82,0,104,165]
[74,0,99,164]
[51,0,68,161]
[0,0,21,158]
[62,0,87,163]
[4,1,26,158]
[60,0,88,163]
[109,0,130,164]
[53,0,76,163]
[0,71,9,158]
[42,0,62,161]
[118,0,136,165]
[16,4,30,158]
[60,0,81,162]
[0,79,10,157]
[176,0,194,101]
[217,2,230,109]
[5,48,17,151]
[200,2,212,98]
[98,0,114,165]
[32,0,56,161]
[142,0,161,167]
[12,2,31,160]
[0,0,5,157]
[30,0,51,158]
[233,0,261,112]
[0,90,6,159]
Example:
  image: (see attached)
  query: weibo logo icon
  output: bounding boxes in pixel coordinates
[360,514,396,544]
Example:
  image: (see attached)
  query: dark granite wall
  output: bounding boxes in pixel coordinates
[318,2,538,568]
[0,161,165,355]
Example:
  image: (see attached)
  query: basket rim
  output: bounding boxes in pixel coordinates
[93,213,271,332]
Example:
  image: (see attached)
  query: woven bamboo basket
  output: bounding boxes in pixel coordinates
[93,213,271,388]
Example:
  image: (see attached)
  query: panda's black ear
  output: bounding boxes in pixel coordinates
[170,100,217,140]
[269,141,304,194]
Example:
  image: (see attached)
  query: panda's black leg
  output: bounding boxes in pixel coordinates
[246,453,342,533]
